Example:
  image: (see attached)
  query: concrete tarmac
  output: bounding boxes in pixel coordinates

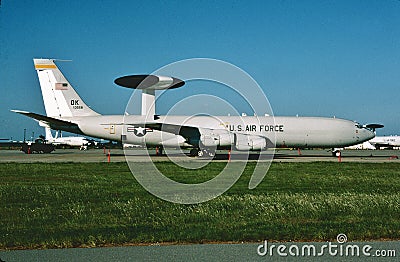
[1,241,398,261]
[0,148,399,163]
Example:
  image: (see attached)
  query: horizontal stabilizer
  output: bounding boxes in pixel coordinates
[11,110,84,135]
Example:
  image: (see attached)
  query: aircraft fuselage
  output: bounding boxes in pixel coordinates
[70,115,374,149]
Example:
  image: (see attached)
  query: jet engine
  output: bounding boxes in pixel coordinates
[198,128,268,151]
[234,133,268,151]
[198,129,234,148]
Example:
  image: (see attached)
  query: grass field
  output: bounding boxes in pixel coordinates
[0,161,399,249]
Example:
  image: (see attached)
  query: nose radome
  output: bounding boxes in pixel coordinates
[364,129,375,141]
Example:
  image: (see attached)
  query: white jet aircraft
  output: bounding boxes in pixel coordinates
[12,59,382,157]
[42,124,89,148]
[369,136,400,149]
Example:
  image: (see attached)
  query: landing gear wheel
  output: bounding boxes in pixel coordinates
[190,148,215,158]
[197,149,204,157]
[201,148,215,158]
[332,149,341,157]
[190,148,199,157]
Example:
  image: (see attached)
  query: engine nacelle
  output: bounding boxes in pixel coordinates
[234,133,267,151]
[199,129,234,147]
[198,128,268,151]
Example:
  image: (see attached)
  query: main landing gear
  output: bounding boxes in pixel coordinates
[189,148,215,158]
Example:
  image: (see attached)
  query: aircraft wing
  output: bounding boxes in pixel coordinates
[11,110,84,135]
[143,123,201,146]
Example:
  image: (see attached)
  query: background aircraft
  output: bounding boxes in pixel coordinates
[369,136,400,149]
[12,59,381,157]
[42,124,89,149]
[344,141,376,150]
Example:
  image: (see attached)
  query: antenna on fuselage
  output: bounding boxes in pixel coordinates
[114,75,185,117]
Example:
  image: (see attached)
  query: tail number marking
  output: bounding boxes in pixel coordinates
[71,100,83,110]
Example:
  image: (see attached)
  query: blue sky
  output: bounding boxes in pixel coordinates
[1,0,399,140]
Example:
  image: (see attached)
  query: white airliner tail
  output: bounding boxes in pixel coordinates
[33,59,100,118]
[44,126,55,142]
[38,121,56,142]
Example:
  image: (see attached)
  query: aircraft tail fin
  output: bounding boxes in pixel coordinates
[44,126,54,142]
[33,59,100,118]
[37,121,57,142]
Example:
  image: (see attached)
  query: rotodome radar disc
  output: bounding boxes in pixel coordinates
[114,75,185,90]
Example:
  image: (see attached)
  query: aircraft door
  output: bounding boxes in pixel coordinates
[110,124,115,134]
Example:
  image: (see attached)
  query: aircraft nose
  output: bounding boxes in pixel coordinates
[362,129,375,141]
